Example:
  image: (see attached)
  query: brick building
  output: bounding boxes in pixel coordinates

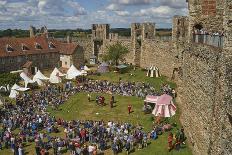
[0,35,84,74]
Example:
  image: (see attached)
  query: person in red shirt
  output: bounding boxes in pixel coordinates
[80,129,86,144]
[128,104,132,114]
[168,132,173,152]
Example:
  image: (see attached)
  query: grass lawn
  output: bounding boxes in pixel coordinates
[88,68,176,91]
[0,69,191,155]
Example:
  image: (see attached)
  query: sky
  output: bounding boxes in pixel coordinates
[0,0,188,30]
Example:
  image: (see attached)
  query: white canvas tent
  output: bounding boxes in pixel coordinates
[20,72,34,87]
[84,65,90,71]
[33,70,49,86]
[146,66,160,78]
[66,65,81,80]
[80,70,87,76]
[9,83,30,98]
[49,67,65,83]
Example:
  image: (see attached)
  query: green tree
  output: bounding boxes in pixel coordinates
[104,42,129,65]
[0,73,20,91]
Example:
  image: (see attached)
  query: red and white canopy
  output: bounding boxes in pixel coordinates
[144,95,158,104]
[152,94,176,117]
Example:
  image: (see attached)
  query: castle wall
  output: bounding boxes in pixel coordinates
[177,43,232,155]
[140,39,177,78]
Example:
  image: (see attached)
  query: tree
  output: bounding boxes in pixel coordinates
[104,42,129,65]
[0,73,20,91]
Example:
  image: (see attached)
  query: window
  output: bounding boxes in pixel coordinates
[6,44,14,52]
[22,44,29,51]
[49,42,55,49]
[65,61,67,65]
[17,57,22,62]
[35,42,42,49]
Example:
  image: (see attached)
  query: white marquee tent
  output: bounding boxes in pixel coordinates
[49,67,65,84]
[33,70,49,86]
[9,83,30,98]
[146,66,160,78]
[66,65,81,80]
[20,72,34,87]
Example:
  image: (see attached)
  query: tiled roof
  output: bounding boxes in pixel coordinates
[0,35,79,57]
[51,39,79,55]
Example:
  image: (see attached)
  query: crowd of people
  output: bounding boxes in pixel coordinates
[0,79,182,155]
[77,78,174,98]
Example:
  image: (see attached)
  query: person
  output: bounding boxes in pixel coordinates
[87,93,91,102]
[155,113,162,125]
[111,142,118,155]
[111,95,115,103]
[125,141,130,155]
[174,129,181,151]
[18,145,24,155]
[180,127,186,145]
[110,99,113,108]
[168,132,173,152]
[128,104,132,114]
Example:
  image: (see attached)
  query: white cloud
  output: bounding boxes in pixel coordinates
[159,0,187,9]
[115,11,130,16]
[106,4,121,11]
[115,0,153,5]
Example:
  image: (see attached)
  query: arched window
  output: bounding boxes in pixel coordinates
[194,24,203,30]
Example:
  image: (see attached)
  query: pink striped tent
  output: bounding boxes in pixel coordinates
[144,95,159,104]
[152,94,176,117]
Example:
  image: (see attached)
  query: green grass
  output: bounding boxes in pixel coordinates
[88,69,176,91]
[0,70,191,155]
[47,92,191,155]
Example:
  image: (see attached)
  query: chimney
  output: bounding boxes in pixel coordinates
[67,35,72,43]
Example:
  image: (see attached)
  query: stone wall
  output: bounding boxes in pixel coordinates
[140,39,177,78]
[177,43,232,155]
[74,39,92,62]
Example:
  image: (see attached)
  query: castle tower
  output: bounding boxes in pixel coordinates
[172,16,189,60]
[131,23,142,66]
[131,22,155,66]
[172,16,189,42]
[92,24,110,60]
[141,23,156,40]
[29,25,36,38]
[187,0,224,42]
